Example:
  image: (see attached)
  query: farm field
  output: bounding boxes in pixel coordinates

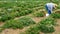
[0,0,60,34]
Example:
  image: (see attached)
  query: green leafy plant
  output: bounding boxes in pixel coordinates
[19,10,33,16]
[38,17,56,33]
[25,27,40,34]
[33,11,45,17]
[18,16,35,26]
[21,25,40,34]
[0,15,8,22]
[40,17,56,26]
[2,20,23,29]
[2,16,35,29]
[21,17,57,34]
[0,14,15,22]
[51,13,60,19]
[39,24,55,33]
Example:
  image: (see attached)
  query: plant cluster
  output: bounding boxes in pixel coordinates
[23,17,57,34]
[2,16,35,29]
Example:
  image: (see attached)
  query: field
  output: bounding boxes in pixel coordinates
[0,0,60,34]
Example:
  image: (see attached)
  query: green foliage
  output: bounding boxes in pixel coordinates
[18,16,35,26]
[39,17,56,26]
[2,20,23,29]
[0,14,15,22]
[21,25,40,34]
[51,13,60,19]
[25,27,40,34]
[19,10,33,16]
[0,2,36,22]
[33,11,45,17]
[0,0,59,22]
[0,9,33,22]
[38,17,56,33]
[39,24,55,33]
[2,16,35,29]
[0,1,59,33]
[21,17,57,34]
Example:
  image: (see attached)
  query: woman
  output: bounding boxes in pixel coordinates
[45,2,57,16]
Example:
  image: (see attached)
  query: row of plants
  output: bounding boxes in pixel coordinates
[0,1,59,9]
[0,8,34,22]
[50,10,60,19]
[21,17,57,34]
[33,11,45,17]
[0,1,60,22]
[0,16,35,32]
[39,17,57,33]
[51,13,60,19]
[0,2,42,22]
[0,2,41,8]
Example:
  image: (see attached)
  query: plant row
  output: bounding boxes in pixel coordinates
[21,17,57,34]
[0,16,35,32]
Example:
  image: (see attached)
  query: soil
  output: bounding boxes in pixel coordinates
[0,22,5,27]
[52,19,60,34]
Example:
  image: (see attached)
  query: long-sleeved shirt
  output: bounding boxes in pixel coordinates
[46,3,55,12]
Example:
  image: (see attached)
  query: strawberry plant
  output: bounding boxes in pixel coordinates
[33,11,45,17]
[38,17,57,33]
[0,13,15,22]
[0,9,33,22]
[39,17,56,26]
[18,16,35,26]
[25,26,40,34]
[21,17,57,34]
[2,16,35,29]
[21,24,40,34]
[2,20,23,29]
[18,10,33,16]
[0,15,8,22]
[51,13,60,19]
[40,25,55,33]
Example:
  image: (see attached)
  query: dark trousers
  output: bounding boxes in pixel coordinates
[45,5,51,14]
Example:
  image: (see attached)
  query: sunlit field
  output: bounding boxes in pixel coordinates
[0,0,60,34]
